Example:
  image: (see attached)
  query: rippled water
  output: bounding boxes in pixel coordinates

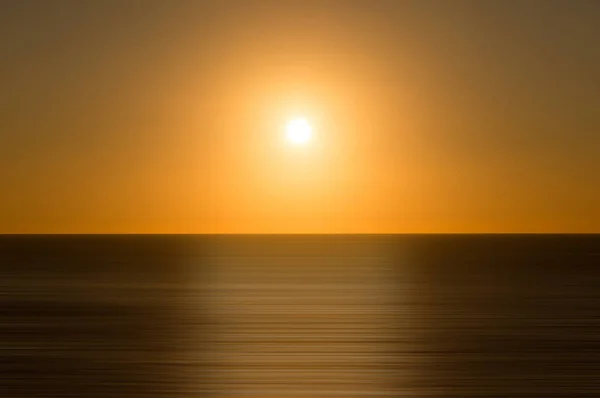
[2,235,599,397]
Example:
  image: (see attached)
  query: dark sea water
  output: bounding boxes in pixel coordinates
[1,234,599,397]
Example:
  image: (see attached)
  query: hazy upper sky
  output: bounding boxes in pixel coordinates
[1,0,599,233]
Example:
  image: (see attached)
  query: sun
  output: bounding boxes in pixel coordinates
[286,118,312,145]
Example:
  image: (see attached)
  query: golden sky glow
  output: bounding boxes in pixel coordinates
[1,1,599,233]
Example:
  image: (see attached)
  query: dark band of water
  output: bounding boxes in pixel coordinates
[1,234,599,397]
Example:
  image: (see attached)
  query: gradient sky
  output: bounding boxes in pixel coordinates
[1,0,599,233]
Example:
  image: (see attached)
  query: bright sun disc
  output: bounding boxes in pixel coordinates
[286,118,312,144]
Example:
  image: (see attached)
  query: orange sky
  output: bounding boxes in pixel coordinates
[1,1,599,233]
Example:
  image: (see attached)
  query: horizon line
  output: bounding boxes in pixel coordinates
[1,232,598,236]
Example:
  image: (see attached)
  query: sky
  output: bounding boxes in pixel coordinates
[1,0,599,233]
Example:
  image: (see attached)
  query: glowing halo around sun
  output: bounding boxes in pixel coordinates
[285,118,312,145]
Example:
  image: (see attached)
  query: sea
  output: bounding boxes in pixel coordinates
[1,234,599,397]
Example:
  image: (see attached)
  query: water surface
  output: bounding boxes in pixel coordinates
[2,234,599,397]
